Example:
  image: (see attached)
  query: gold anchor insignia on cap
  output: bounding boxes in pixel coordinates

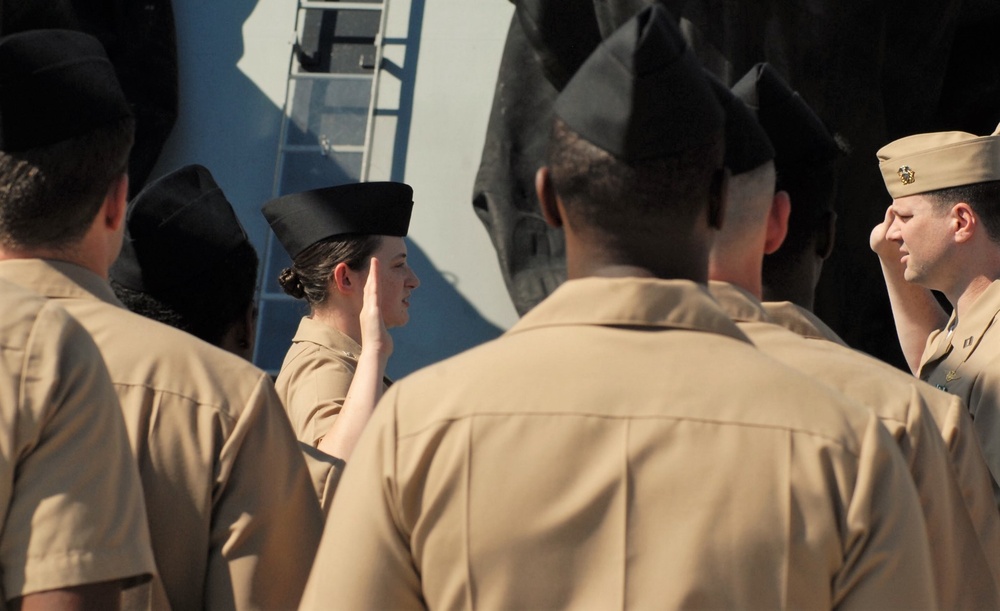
[945,370,961,382]
[898,165,916,185]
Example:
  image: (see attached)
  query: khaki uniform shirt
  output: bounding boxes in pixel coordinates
[768,298,1000,578]
[0,260,323,611]
[0,280,156,601]
[761,300,848,345]
[301,277,934,610]
[276,317,391,447]
[276,318,392,510]
[712,281,999,606]
[921,280,1000,507]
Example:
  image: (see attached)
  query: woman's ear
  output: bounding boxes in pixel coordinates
[331,261,356,294]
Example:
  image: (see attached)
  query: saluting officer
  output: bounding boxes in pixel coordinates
[739,64,1000,573]
[706,70,1000,606]
[871,121,1000,512]
[0,30,322,610]
[300,6,934,609]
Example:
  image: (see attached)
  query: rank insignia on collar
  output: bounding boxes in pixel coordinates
[945,370,961,382]
[898,165,916,185]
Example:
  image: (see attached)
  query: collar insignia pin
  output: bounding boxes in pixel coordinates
[946,370,960,382]
[963,336,974,348]
[898,165,916,185]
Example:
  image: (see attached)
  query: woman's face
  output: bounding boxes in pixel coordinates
[365,236,420,328]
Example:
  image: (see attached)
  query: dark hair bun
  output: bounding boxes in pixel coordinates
[278,267,306,299]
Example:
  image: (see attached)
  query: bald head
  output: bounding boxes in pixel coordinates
[708,161,790,296]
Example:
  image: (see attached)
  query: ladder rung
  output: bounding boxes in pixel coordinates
[281,144,366,154]
[299,1,383,10]
[290,70,374,81]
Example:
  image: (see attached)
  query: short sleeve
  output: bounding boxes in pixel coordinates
[0,302,156,599]
[205,373,324,610]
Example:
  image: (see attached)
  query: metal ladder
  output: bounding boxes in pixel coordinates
[253,0,390,371]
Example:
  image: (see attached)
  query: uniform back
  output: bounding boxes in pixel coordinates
[0,259,322,611]
[301,278,934,609]
[0,279,155,604]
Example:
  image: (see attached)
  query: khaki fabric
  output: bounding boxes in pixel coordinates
[761,300,848,345]
[300,443,345,514]
[921,280,1000,508]
[276,317,391,447]
[877,123,1000,197]
[0,260,323,611]
[769,298,1000,579]
[0,280,156,601]
[714,281,1000,606]
[302,277,935,610]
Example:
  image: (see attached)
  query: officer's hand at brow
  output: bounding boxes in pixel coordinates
[869,206,898,259]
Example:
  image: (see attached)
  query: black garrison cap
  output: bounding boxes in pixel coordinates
[731,63,841,170]
[0,29,131,152]
[111,165,250,298]
[262,182,413,259]
[553,3,723,162]
[703,70,774,174]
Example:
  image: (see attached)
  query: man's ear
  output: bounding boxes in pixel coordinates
[763,190,791,254]
[104,173,129,231]
[331,261,356,294]
[815,209,837,260]
[536,166,563,229]
[953,202,976,243]
[707,167,729,230]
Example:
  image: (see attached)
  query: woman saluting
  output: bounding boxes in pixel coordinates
[263,182,419,460]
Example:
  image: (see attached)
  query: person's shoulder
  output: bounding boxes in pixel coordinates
[386,326,873,456]
[91,304,271,414]
[0,279,57,342]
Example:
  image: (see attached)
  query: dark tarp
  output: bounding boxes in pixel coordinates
[473,0,1000,367]
[1,0,178,197]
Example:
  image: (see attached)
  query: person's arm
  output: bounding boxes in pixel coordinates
[833,412,937,608]
[300,386,424,610]
[870,206,949,373]
[1,302,155,605]
[205,374,324,610]
[317,257,392,460]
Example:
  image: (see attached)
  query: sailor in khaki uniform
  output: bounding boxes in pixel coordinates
[707,70,998,606]
[263,183,418,467]
[742,64,1000,563]
[871,116,1000,511]
[0,279,156,608]
[301,7,935,609]
[110,164,260,361]
[108,165,344,514]
[0,30,323,610]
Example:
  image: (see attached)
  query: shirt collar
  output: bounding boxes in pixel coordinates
[706,280,770,324]
[761,300,848,346]
[946,279,1000,363]
[0,258,123,306]
[291,316,363,358]
[508,276,751,344]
